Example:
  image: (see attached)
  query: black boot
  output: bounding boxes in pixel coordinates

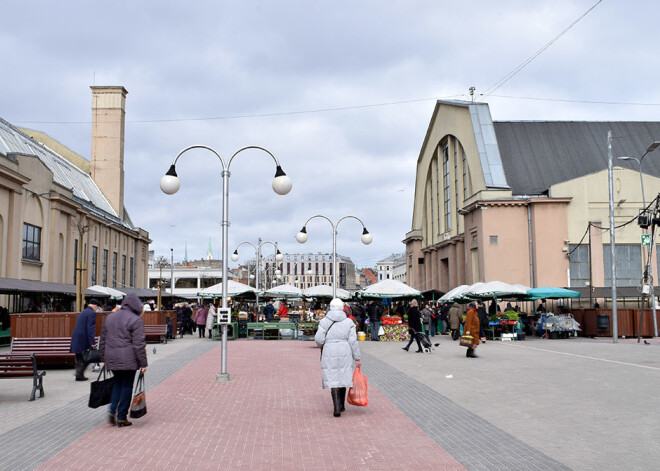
[331,388,342,417]
[469,349,479,358]
[466,348,472,358]
[339,387,346,412]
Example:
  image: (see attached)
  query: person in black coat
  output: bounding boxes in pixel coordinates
[477,301,489,341]
[70,298,100,381]
[366,301,382,341]
[402,299,424,353]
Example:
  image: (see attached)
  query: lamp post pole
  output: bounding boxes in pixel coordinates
[232,239,283,317]
[161,145,292,381]
[607,131,619,343]
[619,141,660,338]
[170,248,174,296]
[296,215,373,299]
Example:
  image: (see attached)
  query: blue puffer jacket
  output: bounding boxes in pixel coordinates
[99,293,148,371]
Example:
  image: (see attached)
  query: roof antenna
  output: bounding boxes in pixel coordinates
[469,87,476,102]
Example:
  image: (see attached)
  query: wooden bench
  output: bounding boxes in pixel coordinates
[0,354,46,401]
[144,325,168,343]
[10,337,75,367]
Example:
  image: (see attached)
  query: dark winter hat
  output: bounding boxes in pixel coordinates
[88,298,101,307]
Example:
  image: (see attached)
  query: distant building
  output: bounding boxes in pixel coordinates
[362,268,378,286]
[147,250,235,298]
[377,253,406,282]
[263,252,358,291]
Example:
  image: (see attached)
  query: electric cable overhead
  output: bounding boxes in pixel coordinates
[481,0,604,98]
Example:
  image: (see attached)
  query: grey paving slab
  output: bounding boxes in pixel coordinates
[0,338,217,471]
[359,335,660,471]
[362,350,569,471]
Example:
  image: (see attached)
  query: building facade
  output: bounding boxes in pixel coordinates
[405,100,660,303]
[263,252,358,291]
[0,86,150,310]
[376,253,406,282]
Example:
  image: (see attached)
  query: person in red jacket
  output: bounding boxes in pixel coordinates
[278,301,289,317]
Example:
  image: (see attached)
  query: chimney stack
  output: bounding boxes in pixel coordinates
[90,86,127,220]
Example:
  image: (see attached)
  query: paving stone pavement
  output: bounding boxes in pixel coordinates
[1,334,658,470]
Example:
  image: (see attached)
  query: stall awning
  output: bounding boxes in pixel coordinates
[0,277,77,295]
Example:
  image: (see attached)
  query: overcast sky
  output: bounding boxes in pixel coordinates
[2,0,659,269]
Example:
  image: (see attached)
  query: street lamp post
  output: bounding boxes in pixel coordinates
[232,239,283,317]
[618,140,660,338]
[161,145,292,381]
[232,239,283,292]
[296,215,373,299]
[170,248,174,296]
[264,266,282,289]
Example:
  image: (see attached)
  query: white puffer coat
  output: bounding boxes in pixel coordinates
[206,305,216,331]
[315,309,361,389]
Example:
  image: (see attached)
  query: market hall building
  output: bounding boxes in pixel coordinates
[0,86,150,312]
[404,99,660,304]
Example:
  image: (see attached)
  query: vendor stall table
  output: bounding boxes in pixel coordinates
[212,322,238,340]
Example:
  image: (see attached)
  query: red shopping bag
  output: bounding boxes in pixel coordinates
[347,366,368,407]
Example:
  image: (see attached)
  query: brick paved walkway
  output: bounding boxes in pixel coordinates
[33,341,465,471]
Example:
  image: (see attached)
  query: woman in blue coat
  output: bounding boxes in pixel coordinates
[315,298,361,417]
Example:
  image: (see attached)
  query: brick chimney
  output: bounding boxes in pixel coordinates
[90,86,127,220]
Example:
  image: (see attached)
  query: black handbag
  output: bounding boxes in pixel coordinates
[83,347,101,364]
[88,365,115,409]
[129,371,147,418]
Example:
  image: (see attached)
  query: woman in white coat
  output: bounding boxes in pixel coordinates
[206,302,216,339]
[315,298,362,417]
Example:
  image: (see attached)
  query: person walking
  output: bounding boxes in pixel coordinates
[206,302,216,339]
[422,303,432,340]
[195,304,209,338]
[448,302,461,340]
[99,293,148,427]
[315,298,361,418]
[366,300,382,341]
[70,298,100,381]
[464,302,481,358]
[402,299,424,353]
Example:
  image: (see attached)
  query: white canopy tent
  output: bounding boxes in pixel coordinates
[265,283,303,298]
[302,284,352,300]
[359,279,421,299]
[197,280,261,298]
[87,285,125,300]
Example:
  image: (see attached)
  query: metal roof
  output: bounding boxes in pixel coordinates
[0,118,132,229]
[494,121,660,195]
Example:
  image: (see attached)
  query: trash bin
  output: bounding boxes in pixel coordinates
[238,319,248,338]
[597,314,610,331]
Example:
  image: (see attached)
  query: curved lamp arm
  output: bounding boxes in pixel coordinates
[228,146,292,195]
[231,241,258,261]
[160,145,226,195]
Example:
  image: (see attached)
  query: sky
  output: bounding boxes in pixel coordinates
[3,0,660,270]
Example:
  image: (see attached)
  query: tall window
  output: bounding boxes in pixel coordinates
[102,249,108,286]
[121,255,126,287]
[443,143,451,230]
[462,149,468,200]
[74,239,79,284]
[112,252,118,287]
[129,257,134,287]
[603,245,642,287]
[569,245,590,287]
[22,223,41,261]
[454,139,459,231]
[91,246,98,285]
